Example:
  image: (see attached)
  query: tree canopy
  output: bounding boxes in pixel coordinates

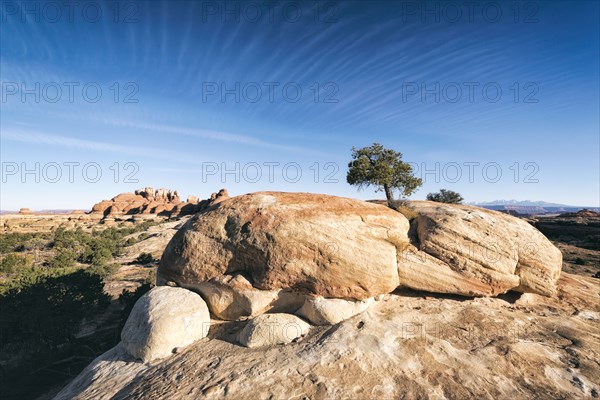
[426,189,464,204]
[347,143,422,205]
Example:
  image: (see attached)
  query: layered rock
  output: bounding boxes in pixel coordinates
[90,188,228,219]
[55,272,600,400]
[157,193,562,327]
[190,273,305,320]
[238,313,310,348]
[121,287,210,362]
[158,192,409,300]
[399,201,562,296]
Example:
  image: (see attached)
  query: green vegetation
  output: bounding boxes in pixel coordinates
[426,189,464,204]
[135,252,155,265]
[347,143,422,206]
[575,257,586,265]
[0,221,159,399]
[0,253,33,274]
[0,232,50,254]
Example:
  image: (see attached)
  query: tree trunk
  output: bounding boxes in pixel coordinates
[384,184,394,207]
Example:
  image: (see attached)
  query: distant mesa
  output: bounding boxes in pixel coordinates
[558,209,600,218]
[90,187,228,219]
[474,200,600,216]
[18,208,32,215]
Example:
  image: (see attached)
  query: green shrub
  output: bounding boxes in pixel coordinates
[426,189,464,204]
[135,252,155,265]
[0,253,33,274]
[0,233,39,253]
[0,269,110,346]
[81,240,114,266]
[49,248,77,269]
[144,269,156,285]
[52,227,89,253]
[87,262,120,278]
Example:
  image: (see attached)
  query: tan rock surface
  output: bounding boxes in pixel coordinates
[185,273,305,320]
[55,272,600,399]
[158,192,409,300]
[238,313,310,348]
[296,296,374,325]
[401,201,562,296]
[121,286,210,362]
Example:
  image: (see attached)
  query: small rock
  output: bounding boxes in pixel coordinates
[296,296,374,325]
[121,287,210,362]
[238,313,310,348]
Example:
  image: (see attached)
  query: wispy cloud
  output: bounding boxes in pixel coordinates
[1,129,186,161]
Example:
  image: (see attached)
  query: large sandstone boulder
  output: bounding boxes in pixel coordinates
[158,192,409,300]
[121,287,210,362]
[238,313,310,348]
[400,201,562,296]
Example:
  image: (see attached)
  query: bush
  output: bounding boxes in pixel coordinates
[0,233,39,254]
[137,232,151,242]
[144,269,157,285]
[52,227,89,253]
[0,253,33,274]
[575,257,586,265]
[0,269,110,344]
[426,189,464,204]
[49,248,77,269]
[82,240,114,266]
[135,252,155,265]
[87,262,120,278]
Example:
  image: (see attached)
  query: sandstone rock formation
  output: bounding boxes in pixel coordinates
[296,296,374,325]
[400,201,562,296]
[159,194,561,312]
[49,192,585,399]
[55,272,599,400]
[158,192,409,300]
[238,313,310,348]
[155,193,563,332]
[192,273,305,320]
[89,187,228,219]
[121,286,210,362]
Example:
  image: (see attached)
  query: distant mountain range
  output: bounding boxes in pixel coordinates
[470,200,600,215]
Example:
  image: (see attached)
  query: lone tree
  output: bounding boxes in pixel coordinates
[347,143,422,206]
[426,189,464,204]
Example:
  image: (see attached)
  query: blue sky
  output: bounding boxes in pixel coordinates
[1,0,599,210]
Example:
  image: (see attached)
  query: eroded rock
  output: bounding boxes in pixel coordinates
[90,188,228,219]
[159,192,408,300]
[121,287,210,362]
[189,274,305,320]
[400,201,562,296]
[238,313,310,348]
[296,296,374,325]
